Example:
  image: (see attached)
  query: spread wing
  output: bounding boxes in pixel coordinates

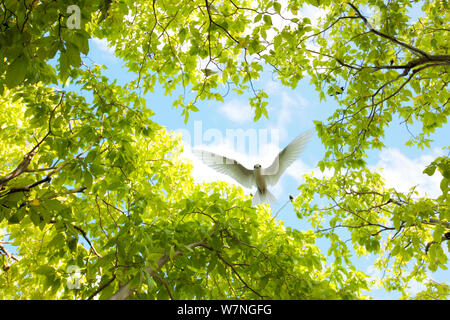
[262,129,314,186]
[192,150,256,188]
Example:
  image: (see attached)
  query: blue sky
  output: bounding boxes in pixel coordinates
[88,33,449,299]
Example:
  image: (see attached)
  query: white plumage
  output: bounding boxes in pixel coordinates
[192,129,313,206]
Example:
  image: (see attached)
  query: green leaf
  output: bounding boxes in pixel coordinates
[6,56,28,88]
[129,273,142,289]
[273,2,281,14]
[254,106,262,121]
[145,271,156,289]
[72,32,90,55]
[29,206,41,226]
[49,233,65,248]
[67,236,78,252]
[423,165,437,176]
[7,208,26,224]
[263,15,272,26]
[66,42,81,66]
[440,178,448,194]
[169,245,175,260]
[36,265,54,276]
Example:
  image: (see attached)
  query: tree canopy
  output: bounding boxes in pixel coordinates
[0,0,449,299]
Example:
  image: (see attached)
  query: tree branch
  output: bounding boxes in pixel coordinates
[6,176,52,194]
[87,274,116,300]
[347,2,430,58]
[108,229,217,300]
[425,231,450,254]
[215,251,264,298]
[0,242,19,262]
[0,152,36,189]
[72,224,103,258]
[204,0,239,44]
[3,138,101,196]
[0,92,65,190]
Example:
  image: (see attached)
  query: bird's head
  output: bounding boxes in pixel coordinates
[253,164,262,170]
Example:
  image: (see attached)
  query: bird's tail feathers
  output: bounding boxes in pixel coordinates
[252,189,277,206]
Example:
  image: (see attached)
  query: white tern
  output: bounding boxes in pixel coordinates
[192,129,314,206]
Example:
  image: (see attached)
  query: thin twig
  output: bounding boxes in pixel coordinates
[87,274,116,300]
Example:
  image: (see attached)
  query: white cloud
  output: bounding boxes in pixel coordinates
[284,148,444,200]
[285,159,314,183]
[406,279,427,296]
[265,1,327,42]
[279,91,308,122]
[298,4,327,25]
[366,265,383,284]
[265,80,282,95]
[371,148,443,198]
[284,159,334,200]
[217,99,253,124]
[92,37,116,55]
[270,90,310,141]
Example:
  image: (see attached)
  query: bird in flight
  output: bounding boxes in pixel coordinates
[192,129,314,206]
